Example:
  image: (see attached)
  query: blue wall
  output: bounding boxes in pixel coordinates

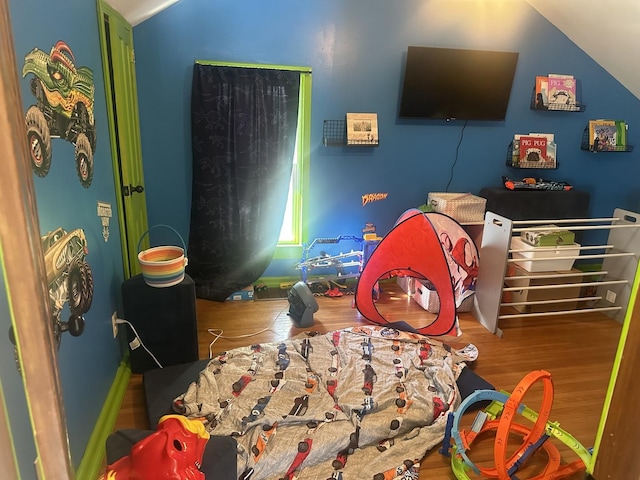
[8,0,125,474]
[133,0,640,278]
[2,1,638,475]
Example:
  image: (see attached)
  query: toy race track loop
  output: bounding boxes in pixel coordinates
[443,370,591,480]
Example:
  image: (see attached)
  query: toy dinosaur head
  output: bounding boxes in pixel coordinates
[102,415,210,480]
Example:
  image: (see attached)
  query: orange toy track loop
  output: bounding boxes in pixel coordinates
[476,420,562,479]
[448,370,588,480]
[494,370,554,479]
[456,370,554,478]
[456,418,585,480]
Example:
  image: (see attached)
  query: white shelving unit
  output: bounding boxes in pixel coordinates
[472,208,640,336]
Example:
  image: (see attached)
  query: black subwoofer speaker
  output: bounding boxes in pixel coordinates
[121,273,199,373]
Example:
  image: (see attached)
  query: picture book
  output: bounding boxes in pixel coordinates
[511,134,523,167]
[535,76,549,108]
[528,133,557,165]
[346,113,378,145]
[589,120,628,150]
[519,135,548,163]
[511,133,556,168]
[547,74,577,110]
[589,119,617,151]
[617,120,628,147]
[528,132,554,143]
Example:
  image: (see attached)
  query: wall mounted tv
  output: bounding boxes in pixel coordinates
[398,46,519,121]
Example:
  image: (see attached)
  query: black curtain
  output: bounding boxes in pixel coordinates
[187,63,300,301]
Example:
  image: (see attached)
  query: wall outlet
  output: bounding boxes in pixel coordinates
[111,312,118,338]
[606,290,617,304]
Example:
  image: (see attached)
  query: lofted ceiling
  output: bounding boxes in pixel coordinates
[526,0,640,100]
[104,0,180,27]
[104,0,640,100]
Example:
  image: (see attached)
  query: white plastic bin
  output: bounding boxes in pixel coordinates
[510,236,580,272]
[412,278,473,313]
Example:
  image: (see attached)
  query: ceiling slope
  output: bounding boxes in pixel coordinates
[526,0,640,99]
[105,0,640,100]
[104,0,180,27]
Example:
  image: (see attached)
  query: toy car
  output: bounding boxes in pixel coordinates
[503,176,572,191]
[251,422,277,461]
[232,375,252,396]
[286,395,309,417]
[276,343,290,371]
[362,364,377,395]
[281,438,312,480]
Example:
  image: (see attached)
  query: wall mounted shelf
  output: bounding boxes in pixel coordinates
[323,120,379,147]
[506,142,558,169]
[530,86,585,111]
[530,73,585,112]
[581,126,633,152]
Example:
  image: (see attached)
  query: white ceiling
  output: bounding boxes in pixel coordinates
[526,0,640,100]
[105,0,640,100]
[104,0,180,27]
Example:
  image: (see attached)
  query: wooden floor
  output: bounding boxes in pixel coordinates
[111,281,623,479]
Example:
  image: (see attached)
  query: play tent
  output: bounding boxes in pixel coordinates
[354,209,479,336]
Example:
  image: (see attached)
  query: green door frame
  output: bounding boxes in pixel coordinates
[0,0,74,476]
[97,0,149,279]
[590,263,640,476]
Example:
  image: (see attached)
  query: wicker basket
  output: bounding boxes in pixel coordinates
[427,192,487,223]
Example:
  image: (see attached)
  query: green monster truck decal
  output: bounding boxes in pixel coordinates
[22,41,96,188]
[41,227,94,346]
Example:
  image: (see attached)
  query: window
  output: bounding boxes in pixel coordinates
[276,71,311,259]
[278,143,298,243]
[195,62,311,260]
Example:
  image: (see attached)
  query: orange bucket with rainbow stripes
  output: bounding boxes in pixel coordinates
[137,225,188,288]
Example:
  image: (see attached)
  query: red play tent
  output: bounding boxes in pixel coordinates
[355,209,479,336]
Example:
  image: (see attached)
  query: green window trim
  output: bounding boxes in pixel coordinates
[277,71,311,256]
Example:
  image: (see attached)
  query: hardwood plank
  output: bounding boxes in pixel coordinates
[111,281,622,479]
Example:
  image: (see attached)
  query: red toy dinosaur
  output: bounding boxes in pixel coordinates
[100,414,210,480]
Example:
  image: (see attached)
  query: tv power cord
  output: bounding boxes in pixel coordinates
[115,318,163,369]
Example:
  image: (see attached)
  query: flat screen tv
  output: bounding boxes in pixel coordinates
[398,46,519,121]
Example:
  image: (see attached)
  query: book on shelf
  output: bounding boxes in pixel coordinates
[535,75,549,108]
[346,113,378,145]
[547,74,577,110]
[589,119,627,151]
[529,132,557,165]
[617,120,628,147]
[511,133,556,168]
[519,135,547,162]
[511,134,523,167]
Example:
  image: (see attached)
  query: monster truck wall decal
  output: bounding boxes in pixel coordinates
[41,226,94,347]
[22,40,96,188]
[9,226,94,367]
